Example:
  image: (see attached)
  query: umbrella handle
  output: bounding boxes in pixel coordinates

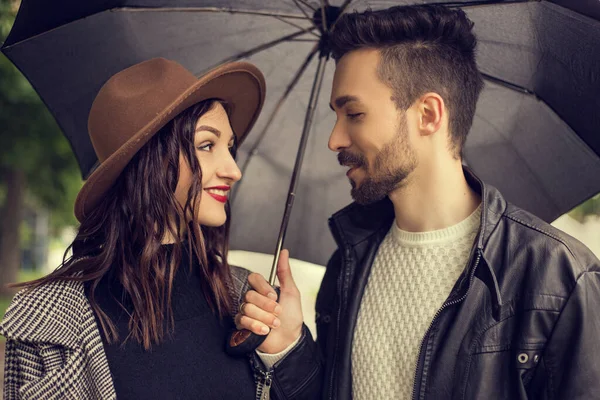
[226,287,281,356]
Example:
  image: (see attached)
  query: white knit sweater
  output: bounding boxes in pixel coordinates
[351,205,482,399]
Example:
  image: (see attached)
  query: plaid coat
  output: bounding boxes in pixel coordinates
[0,266,252,399]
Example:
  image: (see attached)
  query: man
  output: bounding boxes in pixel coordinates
[235,5,600,399]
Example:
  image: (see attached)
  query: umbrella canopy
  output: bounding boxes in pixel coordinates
[3,0,600,266]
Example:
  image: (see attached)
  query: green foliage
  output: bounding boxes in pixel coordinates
[568,194,600,223]
[19,218,32,247]
[0,268,46,324]
[0,0,81,231]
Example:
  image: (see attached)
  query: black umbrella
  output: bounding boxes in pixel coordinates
[3,0,600,267]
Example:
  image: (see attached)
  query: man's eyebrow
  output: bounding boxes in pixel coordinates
[329,95,360,111]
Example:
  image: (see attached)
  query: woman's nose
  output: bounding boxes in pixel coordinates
[218,152,242,183]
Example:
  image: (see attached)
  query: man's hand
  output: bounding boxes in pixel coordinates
[234,249,304,354]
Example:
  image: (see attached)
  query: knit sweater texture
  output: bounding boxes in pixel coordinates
[352,205,482,399]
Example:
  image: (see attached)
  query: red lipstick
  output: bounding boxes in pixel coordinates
[204,186,230,203]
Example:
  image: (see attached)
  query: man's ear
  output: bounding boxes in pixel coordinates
[416,92,445,137]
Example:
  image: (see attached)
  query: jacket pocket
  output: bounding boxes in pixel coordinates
[463,344,544,400]
[515,348,543,389]
[462,309,551,400]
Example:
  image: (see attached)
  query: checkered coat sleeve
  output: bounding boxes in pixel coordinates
[0,279,116,399]
[0,266,253,400]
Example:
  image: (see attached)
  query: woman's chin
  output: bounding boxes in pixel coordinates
[197,214,227,227]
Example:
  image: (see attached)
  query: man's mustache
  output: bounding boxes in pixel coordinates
[338,151,366,168]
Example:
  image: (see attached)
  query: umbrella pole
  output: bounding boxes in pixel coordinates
[268,53,328,285]
[226,54,329,356]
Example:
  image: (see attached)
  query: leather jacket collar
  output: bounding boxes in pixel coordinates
[327,167,507,313]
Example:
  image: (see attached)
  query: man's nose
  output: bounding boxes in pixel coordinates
[328,121,351,152]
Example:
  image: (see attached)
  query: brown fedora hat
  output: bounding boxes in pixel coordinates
[74,58,266,222]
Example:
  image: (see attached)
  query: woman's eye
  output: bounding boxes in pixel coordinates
[197,142,214,152]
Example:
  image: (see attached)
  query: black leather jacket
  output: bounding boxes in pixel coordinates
[267,170,600,400]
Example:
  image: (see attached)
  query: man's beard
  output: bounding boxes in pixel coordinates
[338,117,417,205]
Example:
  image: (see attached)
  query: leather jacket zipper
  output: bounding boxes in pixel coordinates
[250,354,276,400]
[255,368,273,400]
[411,249,482,400]
[328,247,351,400]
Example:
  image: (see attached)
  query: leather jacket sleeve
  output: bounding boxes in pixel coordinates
[269,324,324,399]
[268,250,343,399]
[537,270,600,399]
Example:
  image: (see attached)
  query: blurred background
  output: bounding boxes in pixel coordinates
[1,0,599,390]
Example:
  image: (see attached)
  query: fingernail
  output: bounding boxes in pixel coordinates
[267,292,278,300]
[273,319,281,328]
[274,305,283,315]
[261,326,270,334]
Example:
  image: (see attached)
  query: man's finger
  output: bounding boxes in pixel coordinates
[277,249,298,293]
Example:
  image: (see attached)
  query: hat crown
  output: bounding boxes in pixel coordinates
[88,58,197,161]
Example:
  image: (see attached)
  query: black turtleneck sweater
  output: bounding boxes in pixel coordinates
[87,248,255,400]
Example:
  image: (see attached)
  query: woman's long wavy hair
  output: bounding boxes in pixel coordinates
[17,100,236,350]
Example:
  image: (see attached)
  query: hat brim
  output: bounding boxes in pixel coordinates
[74,61,266,222]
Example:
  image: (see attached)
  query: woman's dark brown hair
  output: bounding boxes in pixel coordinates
[17,99,236,350]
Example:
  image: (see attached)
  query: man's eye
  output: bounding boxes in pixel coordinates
[347,113,364,120]
[197,142,214,152]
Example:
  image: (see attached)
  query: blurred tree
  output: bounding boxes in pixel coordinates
[568,194,600,223]
[0,0,81,294]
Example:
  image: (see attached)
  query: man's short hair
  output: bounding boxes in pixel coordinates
[330,5,484,157]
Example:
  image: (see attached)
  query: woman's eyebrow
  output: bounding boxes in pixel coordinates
[195,125,221,138]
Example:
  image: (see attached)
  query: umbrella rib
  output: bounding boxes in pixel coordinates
[424,0,531,8]
[272,15,320,38]
[338,0,354,11]
[328,0,530,32]
[470,112,562,216]
[481,73,536,96]
[291,0,318,26]
[120,7,310,20]
[296,0,318,12]
[320,0,329,32]
[483,73,600,160]
[330,0,354,31]
[231,44,320,203]
[205,26,318,70]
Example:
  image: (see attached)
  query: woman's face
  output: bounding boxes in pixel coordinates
[175,102,242,227]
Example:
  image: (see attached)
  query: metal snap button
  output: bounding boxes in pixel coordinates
[518,353,529,364]
[533,354,540,363]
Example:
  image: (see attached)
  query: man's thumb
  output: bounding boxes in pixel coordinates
[277,249,297,291]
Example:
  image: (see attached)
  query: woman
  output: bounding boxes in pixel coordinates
[0,58,276,399]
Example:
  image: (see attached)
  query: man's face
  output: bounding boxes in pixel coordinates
[329,48,418,204]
